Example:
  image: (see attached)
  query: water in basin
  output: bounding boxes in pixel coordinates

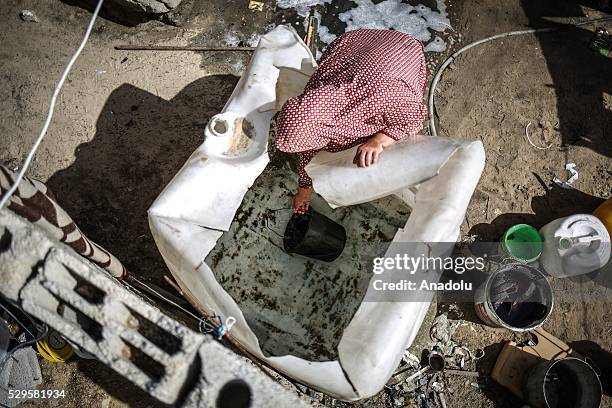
[206,153,410,361]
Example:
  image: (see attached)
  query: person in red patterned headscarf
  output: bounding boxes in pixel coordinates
[275,29,428,213]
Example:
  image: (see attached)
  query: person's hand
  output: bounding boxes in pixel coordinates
[353,132,395,167]
[293,186,313,214]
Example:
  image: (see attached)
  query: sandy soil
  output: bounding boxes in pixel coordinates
[431,1,612,407]
[1,0,611,407]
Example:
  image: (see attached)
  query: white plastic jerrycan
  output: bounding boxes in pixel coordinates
[539,214,611,278]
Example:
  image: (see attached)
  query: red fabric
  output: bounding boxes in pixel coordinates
[275,29,428,188]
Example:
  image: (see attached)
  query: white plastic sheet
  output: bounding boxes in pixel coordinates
[148,25,486,401]
[306,134,472,208]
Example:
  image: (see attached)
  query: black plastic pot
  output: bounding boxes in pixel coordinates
[283,209,346,262]
[523,357,602,408]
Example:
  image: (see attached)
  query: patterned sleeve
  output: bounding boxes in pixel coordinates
[297,150,317,188]
[381,123,422,141]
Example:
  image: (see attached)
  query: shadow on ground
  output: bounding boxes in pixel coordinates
[59,0,153,26]
[469,171,611,289]
[467,170,610,406]
[473,342,525,408]
[570,340,612,396]
[77,360,168,407]
[441,172,605,325]
[469,172,605,241]
[520,0,611,158]
[47,74,238,288]
[46,74,238,402]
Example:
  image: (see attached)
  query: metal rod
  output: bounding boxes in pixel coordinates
[125,275,194,315]
[443,369,481,377]
[114,45,256,52]
[405,366,430,383]
[305,15,315,47]
[163,275,184,296]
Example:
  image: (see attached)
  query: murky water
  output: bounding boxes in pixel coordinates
[207,162,409,361]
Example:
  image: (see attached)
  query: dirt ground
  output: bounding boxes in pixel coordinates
[1,0,611,407]
[435,1,612,407]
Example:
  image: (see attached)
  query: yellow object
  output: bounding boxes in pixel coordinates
[36,329,74,363]
[248,0,264,11]
[593,196,612,236]
[305,15,315,46]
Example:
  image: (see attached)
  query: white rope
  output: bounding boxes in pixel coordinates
[127,275,204,322]
[125,275,235,337]
[0,0,105,209]
[524,122,553,150]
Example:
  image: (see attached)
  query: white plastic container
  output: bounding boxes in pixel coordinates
[305,134,470,208]
[539,214,611,278]
[148,25,487,401]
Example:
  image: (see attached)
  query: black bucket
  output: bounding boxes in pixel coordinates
[523,357,602,408]
[283,209,346,262]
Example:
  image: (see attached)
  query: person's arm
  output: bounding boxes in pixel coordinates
[353,132,396,167]
[293,150,317,213]
[297,150,316,188]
